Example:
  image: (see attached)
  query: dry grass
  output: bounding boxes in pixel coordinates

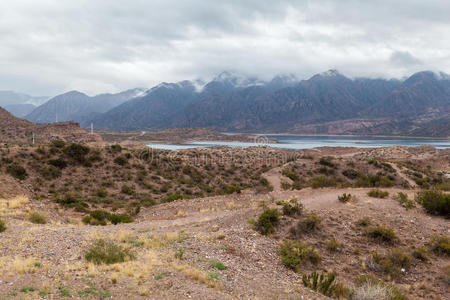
[12,257,38,274]
[171,262,223,290]
[176,210,188,217]
[0,195,29,210]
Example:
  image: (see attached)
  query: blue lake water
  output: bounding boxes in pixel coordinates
[147,135,450,150]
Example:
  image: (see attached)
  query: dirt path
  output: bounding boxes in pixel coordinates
[262,165,292,192]
[389,162,417,187]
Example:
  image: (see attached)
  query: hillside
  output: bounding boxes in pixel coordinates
[0,143,448,299]
[0,107,101,144]
[84,70,449,137]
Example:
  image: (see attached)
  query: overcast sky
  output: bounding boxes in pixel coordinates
[1,0,450,96]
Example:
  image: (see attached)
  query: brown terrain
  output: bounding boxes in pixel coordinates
[0,111,449,300]
[0,107,101,145]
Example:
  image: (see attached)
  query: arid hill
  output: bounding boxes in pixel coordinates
[0,107,101,144]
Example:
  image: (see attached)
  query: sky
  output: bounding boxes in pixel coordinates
[1,0,450,96]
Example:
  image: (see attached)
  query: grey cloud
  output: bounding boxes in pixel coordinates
[0,0,449,96]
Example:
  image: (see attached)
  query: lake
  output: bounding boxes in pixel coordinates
[147,134,450,150]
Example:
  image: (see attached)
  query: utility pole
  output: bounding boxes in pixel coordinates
[90,123,94,134]
[55,113,58,123]
[32,132,35,145]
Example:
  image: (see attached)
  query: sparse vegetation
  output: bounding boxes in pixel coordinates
[0,218,6,232]
[365,225,397,244]
[278,240,321,272]
[371,248,412,278]
[255,208,280,235]
[28,211,47,224]
[6,164,27,180]
[282,199,303,216]
[429,235,450,255]
[367,189,389,198]
[310,175,337,188]
[393,192,415,209]
[338,193,352,203]
[210,261,227,270]
[85,239,135,265]
[356,217,371,227]
[326,237,342,252]
[302,271,337,297]
[416,190,450,217]
[291,213,321,236]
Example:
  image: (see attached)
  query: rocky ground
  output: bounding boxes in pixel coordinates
[0,145,449,299]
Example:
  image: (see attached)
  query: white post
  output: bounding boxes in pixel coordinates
[55,113,58,123]
[32,132,35,145]
[90,123,94,134]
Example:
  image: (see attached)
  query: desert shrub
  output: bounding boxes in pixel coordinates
[367,189,389,198]
[161,193,182,203]
[280,180,292,190]
[256,208,280,235]
[278,240,321,272]
[292,213,321,236]
[28,211,47,224]
[6,164,27,180]
[210,261,227,270]
[435,181,450,191]
[114,155,128,166]
[282,170,299,181]
[96,188,107,198]
[393,192,415,209]
[356,217,371,227]
[82,215,106,226]
[365,225,397,244]
[338,193,352,203]
[259,178,273,192]
[371,248,412,278]
[302,271,337,297]
[41,165,62,180]
[110,144,122,153]
[282,199,303,217]
[64,143,90,164]
[342,169,359,179]
[416,190,450,217]
[121,184,135,195]
[319,157,335,168]
[50,139,66,148]
[310,176,336,188]
[85,239,135,265]
[108,214,132,225]
[48,158,67,169]
[429,235,450,255]
[411,246,428,261]
[327,238,342,252]
[0,218,6,232]
[356,174,393,187]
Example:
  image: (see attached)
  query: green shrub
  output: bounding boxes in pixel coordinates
[429,235,450,255]
[372,248,412,278]
[356,217,371,227]
[110,144,122,153]
[6,164,27,180]
[0,218,6,232]
[278,240,321,272]
[367,189,389,198]
[411,246,428,261]
[41,165,62,180]
[342,169,359,179]
[416,190,450,217]
[114,155,128,166]
[210,261,227,270]
[356,175,393,187]
[256,208,280,235]
[393,192,415,209]
[291,213,321,236]
[319,157,336,168]
[365,225,397,244]
[48,158,67,169]
[282,199,303,217]
[64,143,90,164]
[107,214,132,225]
[282,170,299,181]
[161,193,182,203]
[326,238,342,252]
[121,184,135,195]
[302,271,337,297]
[338,193,352,203]
[85,239,135,265]
[50,139,66,148]
[28,211,47,224]
[310,176,336,188]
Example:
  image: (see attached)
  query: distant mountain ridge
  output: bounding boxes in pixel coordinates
[25,88,146,124]
[10,70,450,137]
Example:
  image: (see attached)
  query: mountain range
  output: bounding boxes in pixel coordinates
[2,70,449,137]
